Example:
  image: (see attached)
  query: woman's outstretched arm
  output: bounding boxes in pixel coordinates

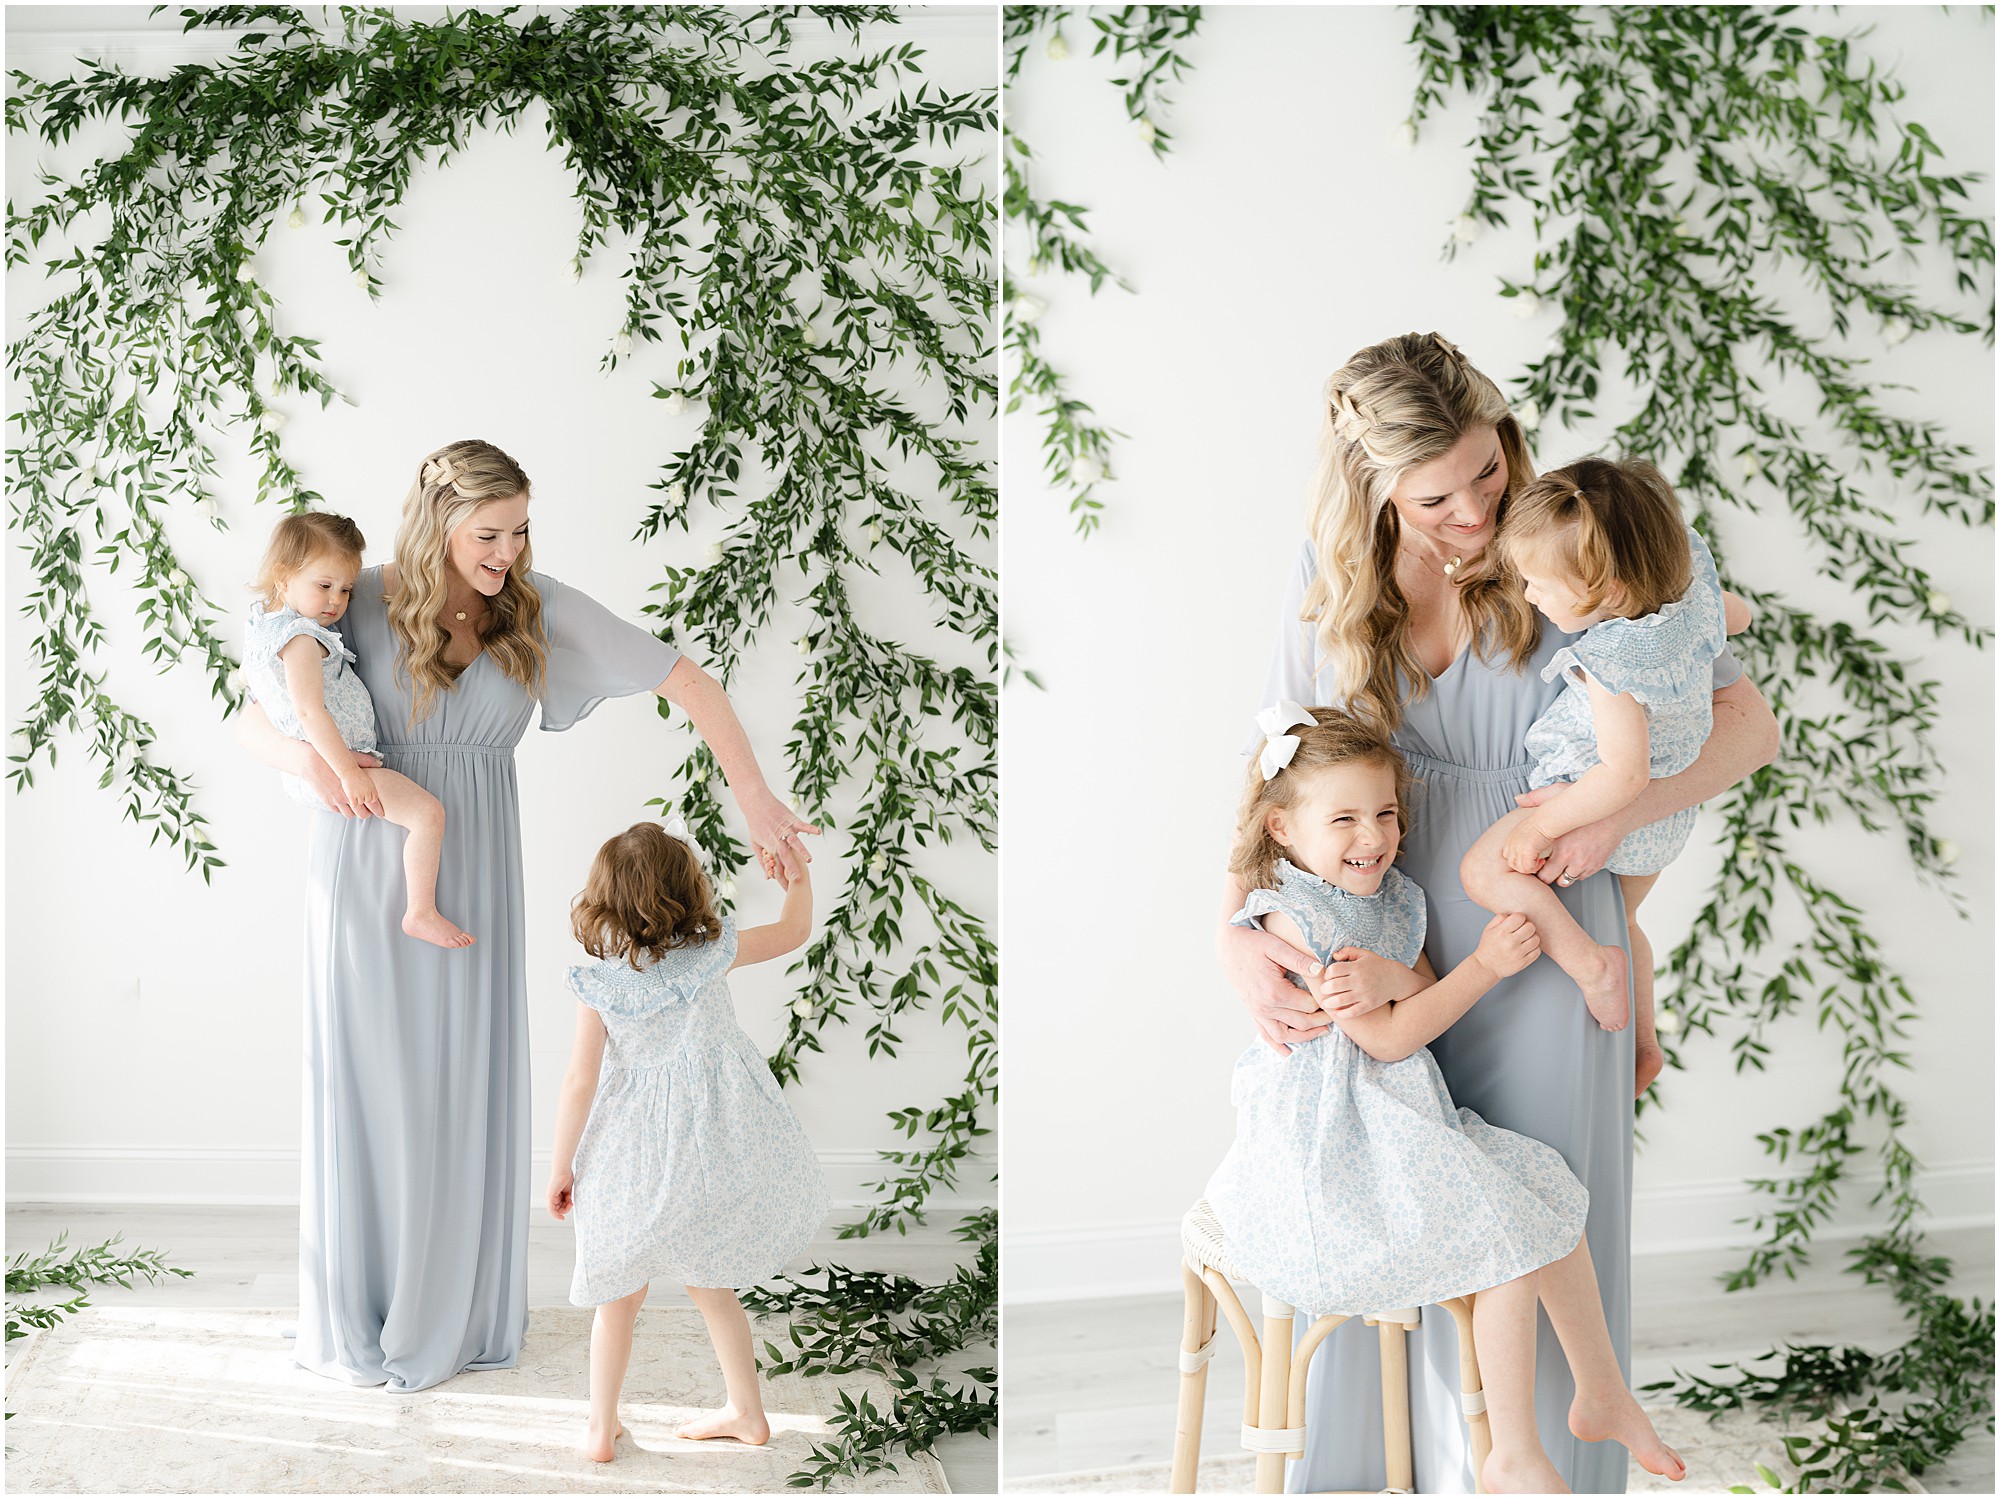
[656,657,819,864]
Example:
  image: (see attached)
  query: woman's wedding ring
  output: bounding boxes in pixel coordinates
[1558,873,1578,886]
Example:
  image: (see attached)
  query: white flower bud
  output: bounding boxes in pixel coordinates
[1135,116,1157,146]
[259,409,287,433]
[719,876,737,899]
[234,262,255,283]
[1741,452,1761,481]
[1881,317,1912,348]
[354,268,371,290]
[665,481,688,506]
[662,392,689,416]
[168,568,189,589]
[1512,290,1542,320]
[1013,293,1046,324]
[797,635,813,656]
[1936,838,1961,867]
[1451,215,1482,245]
[866,521,883,545]
[1391,119,1418,149]
[868,852,887,875]
[287,205,306,230]
[613,330,634,356]
[1026,256,1043,277]
[704,541,725,565]
[1926,589,1951,615]
[1072,454,1104,484]
[1046,30,1068,61]
[11,726,34,750]
[1513,399,1540,433]
[801,323,822,347]
[195,494,218,520]
[1736,834,1763,859]
[791,996,816,1018]
[226,667,247,693]
[84,461,101,483]
[1655,1007,1682,1035]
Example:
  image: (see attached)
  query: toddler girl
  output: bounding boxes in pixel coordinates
[1206,707,1683,1493]
[241,512,472,948]
[549,821,830,1463]
[1460,457,1745,1094]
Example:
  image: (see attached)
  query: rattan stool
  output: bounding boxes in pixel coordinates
[1170,1199,1492,1495]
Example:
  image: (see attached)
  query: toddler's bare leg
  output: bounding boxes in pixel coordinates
[370,770,474,948]
[1473,1272,1568,1494]
[1462,809,1628,1029]
[1621,874,1663,1097]
[1539,1238,1685,1481]
[679,1286,770,1444]
[584,1283,647,1462]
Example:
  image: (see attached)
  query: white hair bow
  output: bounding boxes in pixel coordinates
[662,812,704,857]
[1256,700,1316,781]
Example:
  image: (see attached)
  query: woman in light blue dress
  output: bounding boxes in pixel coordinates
[1219,335,1778,1492]
[236,439,817,1392]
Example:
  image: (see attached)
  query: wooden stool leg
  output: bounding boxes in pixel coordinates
[1254,1295,1294,1493]
[1442,1295,1491,1495]
[1377,1319,1413,1492]
[1171,1260,1217,1493]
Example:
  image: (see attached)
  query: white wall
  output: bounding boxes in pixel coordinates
[1000,5,1993,1299]
[4,8,997,1210]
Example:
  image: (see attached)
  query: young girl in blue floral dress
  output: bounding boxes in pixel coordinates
[548,821,829,1462]
[1206,708,1683,1493]
[1460,457,1748,1094]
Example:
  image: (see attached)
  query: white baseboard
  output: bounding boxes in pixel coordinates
[5,1145,997,1213]
[1002,1162,1994,1305]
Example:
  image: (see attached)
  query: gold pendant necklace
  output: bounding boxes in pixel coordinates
[454,611,467,621]
[1442,555,1463,579]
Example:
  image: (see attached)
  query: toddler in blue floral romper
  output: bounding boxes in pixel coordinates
[1461,457,1743,1097]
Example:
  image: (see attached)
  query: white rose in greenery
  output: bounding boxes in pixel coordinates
[704,541,725,565]
[1512,399,1540,433]
[1451,215,1482,245]
[1013,293,1046,324]
[1512,290,1542,320]
[259,409,287,433]
[353,268,371,290]
[195,494,218,520]
[791,997,815,1018]
[1926,589,1951,615]
[84,461,101,483]
[10,726,31,751]
[613,330,634,356]
[168,568,190,589]
[1736,834,1763,859]
[1046,30,1068,61]
[1392,119,1418,149]
[866,520,883,545]
[1072,454,1104,484]
[868,852,888,875]
[1936,838,1961,866]
[1655,1007,1682,1035]
[287,205,306,230]
[226,668,247,693]
[662,391,689,416]
[1881,317,1912,347]
[796,635,813,656]
[1740,452,1760,481]
[234,262,255,283]
[1135,116,1158,147]
[719,876,737,900]
[664,480,687,506]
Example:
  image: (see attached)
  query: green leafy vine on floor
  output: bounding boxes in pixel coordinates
[1002,5,1200,535]
[1411,5,1992,1489]
[6,1233,194,1416]
[7,6,994,1480]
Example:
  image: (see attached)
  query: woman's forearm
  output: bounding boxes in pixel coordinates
[658,658,770,797]
[1612,674,1778,833]
[234,700,312,776]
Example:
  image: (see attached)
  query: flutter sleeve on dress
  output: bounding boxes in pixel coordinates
[1244,541,1327,755]
[248,604,356,668]
[534,572,684,733]
[565,918,738,1016]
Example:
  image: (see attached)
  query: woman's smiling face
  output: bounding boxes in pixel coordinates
[1388,424,1508,557]
[447,494,530,597]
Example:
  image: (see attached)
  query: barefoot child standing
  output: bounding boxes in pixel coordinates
[549,821,830,1462]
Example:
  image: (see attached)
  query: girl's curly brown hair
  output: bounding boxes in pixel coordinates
[570,822,720,968]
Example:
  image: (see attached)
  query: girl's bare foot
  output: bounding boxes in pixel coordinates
[1482,1448,1570,1494]
[1570,1390,1685,1480]
[403,908,475,949]
[580,1420,625,1463]
[1575,944,1630,1031]
[1634,1039,1665,1098]
[676,1403,770,1445]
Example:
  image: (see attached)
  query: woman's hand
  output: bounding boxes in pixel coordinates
[1218,919,1331,1055]
[547,1166,575,1221]
[1310,947,1425,1019]
[1515,785,1622,886]
[304,750,384,818]
[1471,912,1542,980]
[735,784,820,875]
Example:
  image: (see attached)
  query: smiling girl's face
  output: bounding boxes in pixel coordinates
[1387,424,1509,558]
[280,552,359,627]
[447,494,530,598]
[1266,758,1402,896]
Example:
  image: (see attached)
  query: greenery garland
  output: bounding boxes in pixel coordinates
[1409,5,1992,1488]
[6,5,994,1483]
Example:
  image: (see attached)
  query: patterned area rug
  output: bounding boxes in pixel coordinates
[1003,1401,1926,1492]
[6,1306,949,1494]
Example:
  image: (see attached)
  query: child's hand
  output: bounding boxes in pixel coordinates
[1309,947,1424,1019]
[1473,913,1541,979]
[547,1167,575,1221]
[1501,816,1552,875]
[339,766,383,817]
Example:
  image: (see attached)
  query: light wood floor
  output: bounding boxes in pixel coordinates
[1003,1225,1994,1492]
[5,1202,996,1494]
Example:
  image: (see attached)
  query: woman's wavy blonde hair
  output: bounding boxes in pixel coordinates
[1228,708,1414,893]
[572,822,721,967]
[1301,332,1541,733]
[387,439,548,726]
